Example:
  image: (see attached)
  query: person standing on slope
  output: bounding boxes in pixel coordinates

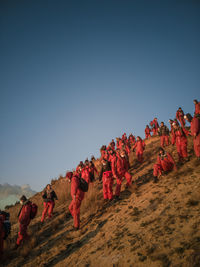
[152,118,159,135]
[184,113,200,160]
[172,122,188,162]
[145,125,151,139]
[41,184,58,223]
[112,150,132,199]
[16,195,32,246]
[158,122,170,147]
[99,158,114,201]
[153,147,177,182]
[66,171,85,230]
[176,107,186,128]
[132,136,145,163]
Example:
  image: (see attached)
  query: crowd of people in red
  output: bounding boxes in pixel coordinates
[0,99,199,256]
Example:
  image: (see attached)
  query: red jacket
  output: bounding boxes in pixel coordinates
[81,166,90,183]
[172,128,187,146]
[112,155,129,178]
[145,127,151,135]
[191,117,200,137]
[133,140,145,153]
[71,175,84,201]
[18,201,32,225]
[156,152,177,171]
[129,135,136,145]
[152,119,159,129]
[176,110,185,123]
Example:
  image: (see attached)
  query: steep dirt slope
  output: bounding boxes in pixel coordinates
[2,136,200,267]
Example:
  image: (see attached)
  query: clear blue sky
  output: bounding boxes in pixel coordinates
[0,0,199,191]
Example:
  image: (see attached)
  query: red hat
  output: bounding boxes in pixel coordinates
[66,172,73,179]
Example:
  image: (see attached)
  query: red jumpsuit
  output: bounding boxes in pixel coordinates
[0,215,5,256]
[81,166,90,184]
[158,125,169,147]
[69,175,85,229]
[145,126,151,139]
[122,133,127,141]
[152,119,159,135]
[17,201,32,245]
[190,117,200,157]
[129,135,136,145]
[176,110,185,128]
[153,152,177,177]
[102,171,113,200]
[172,128,188,161]
[133,140,145,162]
[112,155,132,197]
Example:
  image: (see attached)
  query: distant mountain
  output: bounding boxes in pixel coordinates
[0,183,36,209]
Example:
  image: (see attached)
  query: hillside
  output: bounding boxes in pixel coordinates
[2,136,200,267]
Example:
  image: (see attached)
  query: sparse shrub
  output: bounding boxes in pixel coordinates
[187,199,199,206]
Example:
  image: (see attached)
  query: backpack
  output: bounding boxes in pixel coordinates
[30,203,38,219]
[3,220,11,240]
[0,211,11,240]
[79,178,88,192]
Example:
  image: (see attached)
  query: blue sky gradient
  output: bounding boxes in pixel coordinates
[0,0,199,191]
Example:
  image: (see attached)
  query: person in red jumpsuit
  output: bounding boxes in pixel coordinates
[122,133,127,142]
[176,107,185,128]
[153,147,177,182]
[158,122,170,147]
[16,195,32,246]
[194,99,200,115]
[145,125,151,139]
[172,122,188,162]
[66,170,85,230]
[128,134,136,146]
[41,184,58,223]
[133,136,145,163]
[109,139,115,150]
[185,113,200,159]
[112,150,132,198]
[152,118,159,135]
[99,159,113,201]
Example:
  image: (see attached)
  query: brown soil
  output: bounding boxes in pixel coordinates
[2,136,200,267]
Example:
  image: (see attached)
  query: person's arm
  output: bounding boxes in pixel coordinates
[71,178,78,201]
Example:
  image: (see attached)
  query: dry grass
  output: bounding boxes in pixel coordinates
[19,236,37,257]
[81,183,103,215]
